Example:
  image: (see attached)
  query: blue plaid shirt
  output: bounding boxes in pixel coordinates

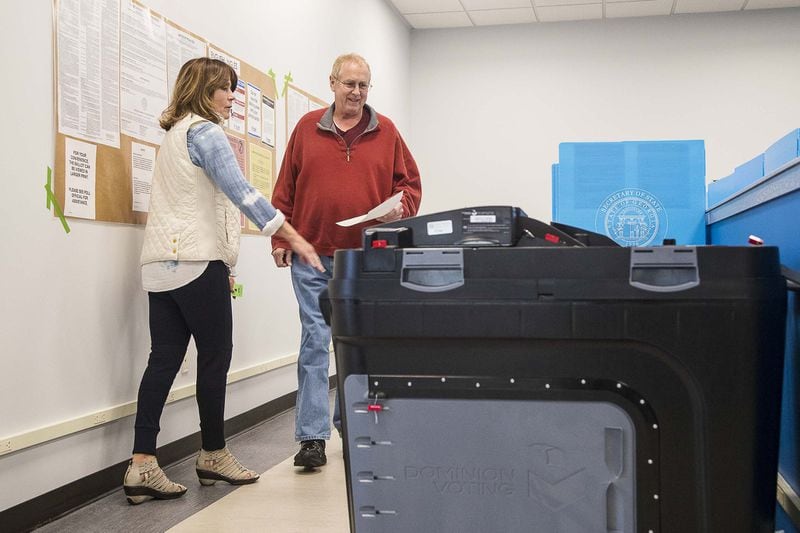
[188,121,279,231]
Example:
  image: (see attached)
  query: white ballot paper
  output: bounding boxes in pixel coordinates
[336,191,404,227]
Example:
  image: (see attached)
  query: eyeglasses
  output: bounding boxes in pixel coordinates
[334,77,372,92]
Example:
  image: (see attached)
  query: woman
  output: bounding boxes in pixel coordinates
[124,57,323,505]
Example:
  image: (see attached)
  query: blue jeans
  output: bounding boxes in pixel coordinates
[291,255,340,442]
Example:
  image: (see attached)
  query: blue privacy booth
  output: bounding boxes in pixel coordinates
[552,140,706,246]
[765,129,800,175]
[552,134,798,531]
[706,133,800,533]
[707,153,765,208]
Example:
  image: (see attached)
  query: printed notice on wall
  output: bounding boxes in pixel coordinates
[166,23,207,102]
[261,95,275,147]
[247,83,262,139]
[120,0,167,145]
[56,0,120,148]
[64,138,97,219]
[286,87,309,139]
[209,46,241,76]
[131,142,156,212]
[248,143,272,198]
[227,134,246,175]
[229,80,246,134]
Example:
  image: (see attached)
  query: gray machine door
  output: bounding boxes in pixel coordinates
[345,374,636,533]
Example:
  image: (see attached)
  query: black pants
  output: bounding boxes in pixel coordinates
[133,260,232,455]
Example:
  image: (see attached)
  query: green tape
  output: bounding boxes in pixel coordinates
[45,166,70,234]
[281,71,293,98]
[232,283,243,298]
[268,68,279,100]
[46,166,52,209]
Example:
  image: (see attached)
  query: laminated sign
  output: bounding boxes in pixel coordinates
[552,140,706,246]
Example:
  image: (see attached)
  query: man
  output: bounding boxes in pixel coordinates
[271,53,422,468]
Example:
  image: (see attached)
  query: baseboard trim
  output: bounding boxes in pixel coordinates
[0,381,331,533]
[0,353,303,458]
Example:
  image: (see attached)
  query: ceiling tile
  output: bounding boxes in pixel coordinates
[606,0,673,18]
[462,0,533,8]
[745,0,800,8]
[404,11,474,28]
[674,0,744,13]
[535,3,604,21]
[386,0,800,27]
[392,0,463,14]
[469,7,538,25]
[535,0,601,6]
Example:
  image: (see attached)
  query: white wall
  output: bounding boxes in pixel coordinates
[0,0,411,512]
[409,9,800,221]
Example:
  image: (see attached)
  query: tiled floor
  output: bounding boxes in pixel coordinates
[168,436,347,533]
[35,394,348,533]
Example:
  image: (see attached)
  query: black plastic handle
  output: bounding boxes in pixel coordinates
[782,265,800,292]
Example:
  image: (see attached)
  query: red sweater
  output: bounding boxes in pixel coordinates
[271,105,422,256]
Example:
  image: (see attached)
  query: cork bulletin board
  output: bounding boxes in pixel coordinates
[53,0,277,235]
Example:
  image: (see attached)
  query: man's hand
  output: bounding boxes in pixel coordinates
[376,202,403,223]
[272,247,292,268]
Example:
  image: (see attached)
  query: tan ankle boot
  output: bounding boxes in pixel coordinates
[123,459,187,505]
[196,447,260,486]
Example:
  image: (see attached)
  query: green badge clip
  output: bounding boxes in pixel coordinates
[232,283,244,299]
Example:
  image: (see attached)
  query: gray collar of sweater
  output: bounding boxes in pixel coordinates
[318,104,379,134]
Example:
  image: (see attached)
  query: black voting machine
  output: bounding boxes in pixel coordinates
[322,206,787,533]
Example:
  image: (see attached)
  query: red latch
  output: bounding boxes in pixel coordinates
[544,233,560,243]
[371,239,388,249]
[367,404,383,412]
[748,234,763,246]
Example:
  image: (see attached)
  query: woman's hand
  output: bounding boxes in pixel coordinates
[273,222,324,272]
[289,237,324,272]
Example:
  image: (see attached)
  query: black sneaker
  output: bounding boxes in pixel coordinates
[294,439,327,468]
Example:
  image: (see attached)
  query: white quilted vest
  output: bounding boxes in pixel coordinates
[140,114,240,267]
